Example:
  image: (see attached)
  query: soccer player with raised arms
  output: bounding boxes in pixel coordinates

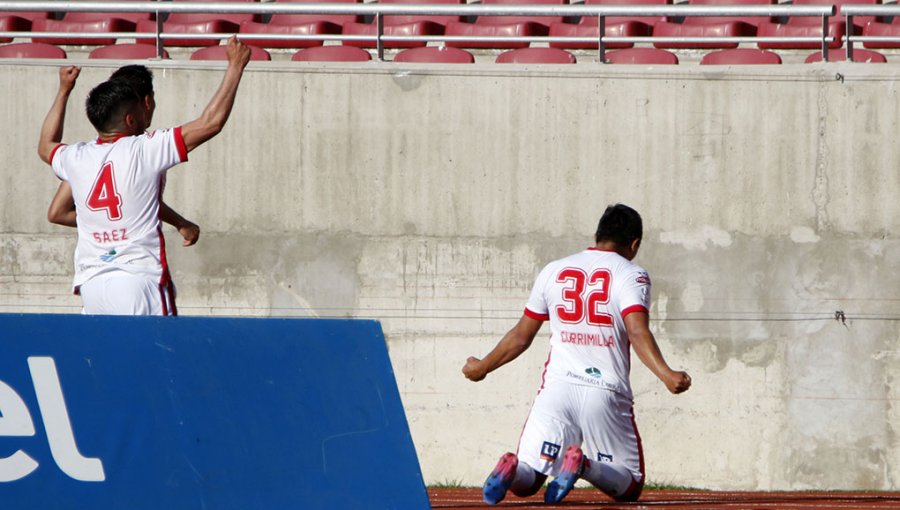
[463,204,691,505]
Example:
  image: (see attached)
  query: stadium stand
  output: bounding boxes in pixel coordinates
[444,0,568,49]
[89,43,170,59]
[0,42,66,59]
[496,46,577,62]
[700,47,782,63]
[239,0,361,49]
[192,43,272,60]
[805,47,886,61]
[605,46,679,63]
[291,45,372,60]
[757,0,877,50]
[136,0,262,47]
[653,0,774,49]
[393,45,475,62]
[549,0,669,50]
[0,10,50,43]
[342,0,463,48]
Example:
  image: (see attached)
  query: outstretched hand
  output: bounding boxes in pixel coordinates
[58,66,80,92]
[225,36,252,69]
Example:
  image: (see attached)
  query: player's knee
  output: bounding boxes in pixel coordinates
[613,480,643,502]
[511,471,546,497]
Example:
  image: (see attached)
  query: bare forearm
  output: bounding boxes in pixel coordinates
[631,330,675,383]
[159,201,188,229]
[463,315,542,382]
[38,89,72,164]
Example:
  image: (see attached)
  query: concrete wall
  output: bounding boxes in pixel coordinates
[2,59,899,491]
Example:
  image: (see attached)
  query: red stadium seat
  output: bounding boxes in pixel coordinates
[0,11,51,43]
[393,46,474,63]
[240,0,362,49]
[0,42,66,59]
[445,0,568,49]
[700,48,781,64]
[291,45,372,61]
[137,0,261,47]
[805,48,886,62]
[342,0,463,49]
[191,44,271,60]
[653,0,774,49]
[862,18,900,49]
[31,17,136,46]
[549,0,669,50]
[495,47,576,63]
[605,47,678,63]
[757,0,877,50]
[89,43,170,59]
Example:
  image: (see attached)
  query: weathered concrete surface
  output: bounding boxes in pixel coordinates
[2,60,899,491]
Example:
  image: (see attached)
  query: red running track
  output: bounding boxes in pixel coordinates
[428,488,900,509]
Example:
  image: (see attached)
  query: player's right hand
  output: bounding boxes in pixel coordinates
[225,36,252,69]
[178,220,200,247]
[58,66,80,92]
[462,356,487,382]
[665,370,692,394]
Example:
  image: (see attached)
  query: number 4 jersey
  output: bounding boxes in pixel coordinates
[525,247,652,400]
[50,128,188,292]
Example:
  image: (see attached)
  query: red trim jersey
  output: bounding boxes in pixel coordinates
[525,248,651,399]
[50,127,188,292]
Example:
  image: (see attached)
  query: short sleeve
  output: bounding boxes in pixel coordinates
[524,263,553,321]
[136,127,188,173]
[619,269,651,318]
[50,144,69,181]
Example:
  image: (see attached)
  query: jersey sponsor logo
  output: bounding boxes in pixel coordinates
[99,249,117,263]
[635,274,650,285]
[540,441,561,461]
[597,452,614,463]
[560,330,614,348]
[0,357,105,482]
[585,367,602,378]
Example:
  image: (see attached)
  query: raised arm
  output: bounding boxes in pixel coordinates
[38,66,80,165]
[180,36,251,153]
[625,311,692,394]
[462,315,544,382]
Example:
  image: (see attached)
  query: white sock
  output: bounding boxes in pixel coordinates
[509,460,537,493]
[580,459,636,499]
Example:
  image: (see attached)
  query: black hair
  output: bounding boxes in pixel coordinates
[85,80,141,133]
[595,204,643,247]
[109,65,154,98]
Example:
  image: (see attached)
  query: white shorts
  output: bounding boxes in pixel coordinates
[79,272,177,316]
[516,381,644,482]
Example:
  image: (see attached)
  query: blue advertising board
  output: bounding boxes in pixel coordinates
[0,314,429,509]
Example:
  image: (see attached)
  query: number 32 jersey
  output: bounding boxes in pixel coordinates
[50,128,188,291]
[525,248,652,400]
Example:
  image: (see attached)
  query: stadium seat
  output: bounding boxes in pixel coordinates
[549,0,669,50]
[805,48,886,62]
[605,47,678,63]
[341,0,463,49]
[653,0,774,49]
[445,0,568,49]
[137,0,262,47]
[239,0,361,49]
[0,42,66,59]
[700,48,781,64]
[89,43,170,59]
[31,17,136,46]
[757,0,877,50]
[393,45,474,63]
[0,11,51,43]
[291,45,372,61]
[862,18,900,49]
[495,47,576,63]
[191,44,271,60]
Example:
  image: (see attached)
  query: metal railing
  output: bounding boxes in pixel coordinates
[0,1,863,62]
[841,4,900,62]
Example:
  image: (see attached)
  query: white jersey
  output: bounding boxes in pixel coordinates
[50,127,188,291]
[525,248,652,399]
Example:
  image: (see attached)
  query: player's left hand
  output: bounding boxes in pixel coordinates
[178,221,200,246]
[665,370,692,394]
[462,356,487,382]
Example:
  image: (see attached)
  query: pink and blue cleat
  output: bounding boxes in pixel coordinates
[482,452,518,505]
[544,445,586,503]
